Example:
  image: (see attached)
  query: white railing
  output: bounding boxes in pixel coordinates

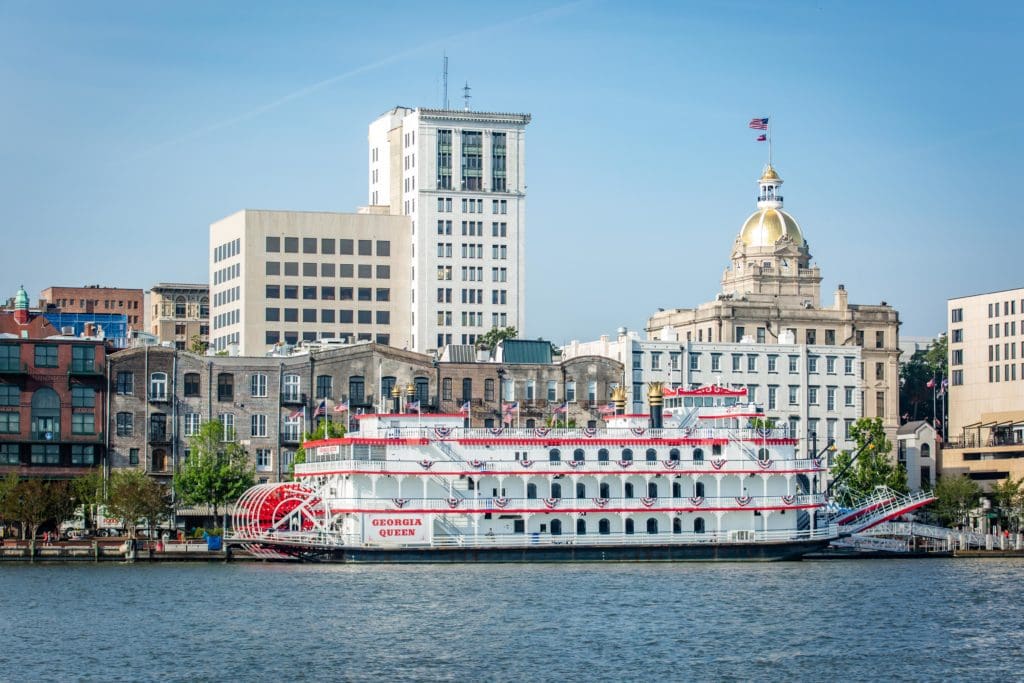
[346,426,796,442]
[867,522,988,548]
[832,535,910,553]
[230,525,838,551]
[319,494,826,513]
[839,490,935,534]
[298,457,825,476]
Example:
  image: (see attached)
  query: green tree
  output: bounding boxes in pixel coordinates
[174,421,255,518]
[932,475,981,528]
[47,480,80,536]
[0,472,18,529]
[289,419,346,479]
[899,352,934,422]
[106,470,171,538]
[989,476,1023,531]
[830,417,907,506]
[71,469,105,531]
[923,333,948,380]
[189,335,208,355]
[2,479,50,540]
[475,326,518,351]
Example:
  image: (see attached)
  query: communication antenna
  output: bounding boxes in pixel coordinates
[462,81,472,111]
[442,52,449,110]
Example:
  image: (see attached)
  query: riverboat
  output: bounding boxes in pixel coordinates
[231,384,838,562]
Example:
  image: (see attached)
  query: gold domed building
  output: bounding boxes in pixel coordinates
[646,165,902,454]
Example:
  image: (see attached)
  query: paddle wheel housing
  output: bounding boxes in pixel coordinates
[232,483,324,539]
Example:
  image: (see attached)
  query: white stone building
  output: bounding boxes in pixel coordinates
[895,420,937,491]
[367,107,530,353]
[562,328,863,458]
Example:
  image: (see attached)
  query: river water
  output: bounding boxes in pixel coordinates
[1,558,1021,682]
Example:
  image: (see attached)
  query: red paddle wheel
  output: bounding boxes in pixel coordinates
[232,483,323,539]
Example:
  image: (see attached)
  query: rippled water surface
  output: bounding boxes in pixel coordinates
[1,559,1022,681]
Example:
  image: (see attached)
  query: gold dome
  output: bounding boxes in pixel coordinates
[739,208,804,248]
[760,165,780,181]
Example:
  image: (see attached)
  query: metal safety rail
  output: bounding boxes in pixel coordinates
[838,489,935,535]
[831,488,896,526]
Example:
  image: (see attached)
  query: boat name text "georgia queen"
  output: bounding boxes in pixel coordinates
[371,517,424,538]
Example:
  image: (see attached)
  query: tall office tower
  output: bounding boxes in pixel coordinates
[368,107,530,353]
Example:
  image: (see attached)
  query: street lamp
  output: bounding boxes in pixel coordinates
[496,367,506,425]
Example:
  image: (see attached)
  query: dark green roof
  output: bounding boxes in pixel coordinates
[501,339,552,365]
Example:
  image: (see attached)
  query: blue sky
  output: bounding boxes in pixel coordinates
[2,1,1021,343]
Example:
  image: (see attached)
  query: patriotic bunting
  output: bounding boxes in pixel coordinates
[392,498,409,508]
[710,458,727,470]
[689,496,704,506]
[618,459,633,468]
[640,497,656,508]
[543,498,560,509]
[446,498,462,508]
[663,459,680,469]
[433,425,453,439]
[582,427,597,438]
[519,459,533,468]
[418,459,434,470]
[735,495,752,507]
[782,495,796,505]
[592,497,610,508]
[494,497,509,508]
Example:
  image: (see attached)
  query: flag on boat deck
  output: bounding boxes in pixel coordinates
[288,407,303,420]
[749,117,769,130]
[407,400,421,413]
[333,400,349,413]
[553,402,569,415]
[502,401,519,414]
[598,403,615,416]
[313,400,326,417]
[459,401,472,415]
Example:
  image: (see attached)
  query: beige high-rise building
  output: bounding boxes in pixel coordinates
[208,209,412,355]
[646,165,901,452]
[150,283,209,351]
[940,287,1024,489]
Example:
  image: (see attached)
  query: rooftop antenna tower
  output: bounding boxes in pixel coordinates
[442,52,449,110]
[462,81,471,111]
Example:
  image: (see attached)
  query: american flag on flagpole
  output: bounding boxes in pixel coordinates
[313,400,326,417]
[502,401,519,414]
[756,134,767,142]
[749,117,769,130]
[288,407,303,420]
[459,401,471,415]
[597,403,615,416]
[553,402,568,415]
[333,400,349,413]
[407,400,421,413]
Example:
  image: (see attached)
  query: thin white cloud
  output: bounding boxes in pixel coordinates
[119,0,589,163]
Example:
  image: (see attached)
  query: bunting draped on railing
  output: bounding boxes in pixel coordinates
[418,459,434,470]
[757,458,774,470]
[689,496,704,506]
[782,494,796,505]
[663,459,680,469]
[446,498,462,508]
[392,498,409,508]
[618,459,633,468]
[813,457,824,469]
[488,427,504,436]
[736,495,752,506]
[630,427,647,436]
[494,497,509,508]
[543,498,560,509]
[711,458,727,470]
[469,459,485,468]
[592,497,610,508]
[568,460,585,468]
[519,458,534,468]
[640,497,656,508]
[534,427,551,437]
[433,425,454,439]
[582,427,597,438]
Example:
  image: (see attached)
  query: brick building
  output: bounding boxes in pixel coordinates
[40,285,144,331]
[1,287,107,478]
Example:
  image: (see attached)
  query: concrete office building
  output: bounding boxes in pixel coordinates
[940,287,1024,489]
[208,210,411,355]
[368,106,530,353]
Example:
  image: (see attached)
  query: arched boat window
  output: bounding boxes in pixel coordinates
[695,481,705,497]
[646,448,657,462]
[549,448,561,462]
[625,519,635,535]
[576,482,586,498]
[598,448,609,462]
[669,448,681,462]
[624,482,634,499]
[694,517,706,534]
[621,448,633,462]
[551,482,562,499]
[527,483,537,499]
[599,519,610,535]
[599,483,610,498]
[693,448,704,463]
[576,519,586,535]
[551,519,562,535]
[646,518,659,534]
[673,518,682,534]
[647,482,658,497]
[573,448,584,462]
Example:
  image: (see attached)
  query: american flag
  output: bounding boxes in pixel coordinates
[552,402,568,415]
[749,117,769,130]
[459,401,471,415]
[407,400,421,413]
[597,403,615,416]
[313,400,326,417]
[502,401,519,414]
[288,407,303,420]
[333,400,349,413]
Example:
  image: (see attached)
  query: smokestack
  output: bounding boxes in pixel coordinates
[391,385,401,414]
[647,382,664,429]
[611,386,627,416]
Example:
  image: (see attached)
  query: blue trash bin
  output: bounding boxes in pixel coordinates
[206,535,222,551]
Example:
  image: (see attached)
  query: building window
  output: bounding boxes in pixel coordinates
[808,356,818,373]
[184,373,201,397]
[747,355,757,372]
[689,354,700,371]
[0,345,19,372]
[71,386,95,408]
[129,448,139,465]
[251,414,267,438]
[256,448,272,471]
[442,378,452,401]
[875,391,885,418]
[349,376,365,405]
[951,308,963,323]
[484,379,495,402]
[184,413,200,436]
[710,354,721,372]
[71,345,95,372]
[72,412,95,434]
[0,384,17,407]
[34,345,58,368]
[217,373,234,402]
[788,386,799,405]
[150,372,168,400]
[844,357,855,375]
[767,355,777,372]
[219,414,236,441]
[283,374,301,402]
[31,444,60,465]
[251,374,268,397]
[566,381,576,402]
[789,356,798,373]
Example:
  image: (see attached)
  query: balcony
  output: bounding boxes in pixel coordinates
[0,362,28,375]
[148,392,169,403]
[148,428,171,444]
[281,392,306,406]
[68,363,104,377]
[281,431,302,445]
